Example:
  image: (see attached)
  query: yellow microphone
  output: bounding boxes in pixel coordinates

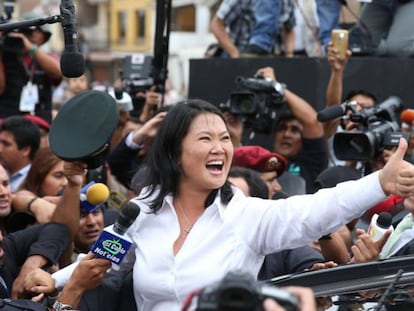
[80,182,110,212]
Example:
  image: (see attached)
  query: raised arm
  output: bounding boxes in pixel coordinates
[51,161,87,267]
[210,15,239,58]
[324,42,351,138]
[8,32,62,81]
[255,66,324,139]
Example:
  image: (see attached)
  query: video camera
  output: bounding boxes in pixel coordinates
[120,54,154,96]
[119,54,155,117]
[333,96,408,161]
[220,75,285,133]
[0,0,25,54]
[188,271,299,311]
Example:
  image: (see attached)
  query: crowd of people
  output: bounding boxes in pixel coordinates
[209,0,414,58]
[0,1,413,311]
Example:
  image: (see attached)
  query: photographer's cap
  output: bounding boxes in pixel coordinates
[49,90,119,169]
[20,12,52,43]
[233,145,287,177]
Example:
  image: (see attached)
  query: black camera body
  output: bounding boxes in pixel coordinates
[0,1,25,54]
[0,35,24,54]
[194,271,299,311]
[220,75,285,133]
[121,54,154,96]
[119,54,155,117]
[333,96,408,161]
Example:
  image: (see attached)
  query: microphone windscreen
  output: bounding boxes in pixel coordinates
[60,52,85,78]
[86,183,110,206]
[117,200,141,229]
[317,105,345,122]
[401,109,414,125]
[377,212,392,228]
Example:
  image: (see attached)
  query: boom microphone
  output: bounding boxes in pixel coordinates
[91,200,141,269]
[59,0,84,77]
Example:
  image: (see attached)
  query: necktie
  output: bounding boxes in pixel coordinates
[380,214,414,258]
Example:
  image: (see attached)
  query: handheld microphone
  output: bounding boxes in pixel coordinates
[59,0,85,77]
[367,212,394,242]
[90,200,141,269]
[401,109,414,125]
[80,181,110,213]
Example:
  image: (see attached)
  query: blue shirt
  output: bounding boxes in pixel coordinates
[9,164,31,192]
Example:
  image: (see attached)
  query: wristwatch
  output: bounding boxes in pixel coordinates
[273,81,285,97]
[52,300,73,311]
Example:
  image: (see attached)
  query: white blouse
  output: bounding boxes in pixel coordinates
[123,171,386,311]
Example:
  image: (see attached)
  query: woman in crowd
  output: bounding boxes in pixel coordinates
[12,147,66,223]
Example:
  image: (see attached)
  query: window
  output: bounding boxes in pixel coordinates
[136,9,146,44]
[117,11,127,44]
[171,5,195,32]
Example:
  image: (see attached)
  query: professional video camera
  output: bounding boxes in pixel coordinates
[118,54,155,117]
[120,54,154,96]
[332,96,408,161]
[220,75,286,133]
[186,271,299,311]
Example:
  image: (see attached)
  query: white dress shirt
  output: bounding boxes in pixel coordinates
[118,171,386,311]
[9,164,31,192]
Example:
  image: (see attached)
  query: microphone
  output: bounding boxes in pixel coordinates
[367,212,394,242]
[317,102,350,122]
[401,109,414,125]
[59,0,84,77]
[80,181,110,213]
[90,200,141,269]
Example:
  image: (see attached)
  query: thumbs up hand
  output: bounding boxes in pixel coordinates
[380,138,414,197]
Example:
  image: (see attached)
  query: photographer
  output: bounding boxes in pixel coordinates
[324,43,402,175]
[256,67,328,194]
[324,41,377,168]
[0,13,62,124]
[135,85,162,124]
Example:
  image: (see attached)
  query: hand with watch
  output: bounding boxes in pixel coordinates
[51,253,111,311]
[254,66,286,98]
[52,300,73,311]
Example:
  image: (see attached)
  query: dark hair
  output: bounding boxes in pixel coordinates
[274,110,295,131]
[229,167,268,199]
[141,99,234,212]
[344,89,377,104]
[0,116,40,160]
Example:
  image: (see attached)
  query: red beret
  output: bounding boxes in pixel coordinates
[23,114,50,131]
[233,145,287,177]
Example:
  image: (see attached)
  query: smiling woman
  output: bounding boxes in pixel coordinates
[108,99,414,311]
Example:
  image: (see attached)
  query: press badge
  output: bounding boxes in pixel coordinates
[19,81,39,112]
